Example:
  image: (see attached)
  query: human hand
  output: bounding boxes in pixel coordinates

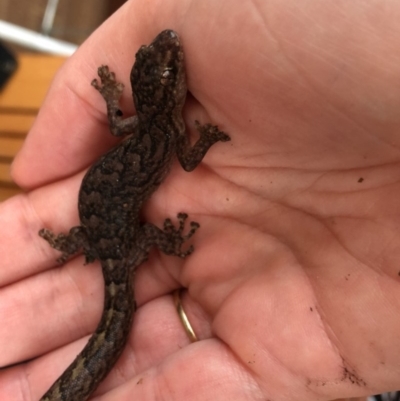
[2,1,400,400]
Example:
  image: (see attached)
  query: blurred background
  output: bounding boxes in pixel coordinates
[1,0,125,45]
[0,0,126,201]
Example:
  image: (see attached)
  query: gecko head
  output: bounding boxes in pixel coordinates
[131,30,187,116]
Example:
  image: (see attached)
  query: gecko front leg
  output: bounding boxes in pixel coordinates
[91,65,138,136]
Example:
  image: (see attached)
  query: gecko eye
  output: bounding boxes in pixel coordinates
[160,68,174,86]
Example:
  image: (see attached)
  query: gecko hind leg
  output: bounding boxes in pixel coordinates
[160,213,200,257]
[163,213,200,257]
[39,226,94,264]
[140,213,200,259]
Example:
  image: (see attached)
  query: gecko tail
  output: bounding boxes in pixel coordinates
[39,263,135,401]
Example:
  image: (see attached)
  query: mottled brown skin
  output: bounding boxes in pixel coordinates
[38,30,230,401]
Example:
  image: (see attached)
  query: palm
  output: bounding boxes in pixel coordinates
[1,1,400,400]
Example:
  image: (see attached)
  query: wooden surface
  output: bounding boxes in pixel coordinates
[0,53,66,201]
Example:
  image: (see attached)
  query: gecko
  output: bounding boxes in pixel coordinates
[38,29,230,401]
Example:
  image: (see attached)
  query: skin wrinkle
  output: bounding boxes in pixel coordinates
[224,166,395,311]
[276,209,379,390]
[278,241,366,392]
[307,168,400,194]
[322,214,399,279]
[223,277,342,397]
[261,7,400,159]
[276,194,378,277]
[209,204,350,393]
[220,163,400,205]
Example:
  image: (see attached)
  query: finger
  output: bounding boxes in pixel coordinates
[0,170,81,287]
[100,340,259,401]
[0,255,103,368]
[0,209,182,370]
[0,172,204,367]
[1,293,211,401]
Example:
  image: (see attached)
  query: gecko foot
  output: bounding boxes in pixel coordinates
[39,226,94,264]
[194,120,231,143]
[177,121,231,172]
[164,213,200,258]
[141,213,200,258]
[162,213,200,257]
[91,65,124,103]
